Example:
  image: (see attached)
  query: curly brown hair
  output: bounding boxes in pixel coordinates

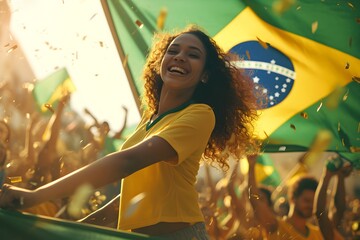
[141,25,261,171]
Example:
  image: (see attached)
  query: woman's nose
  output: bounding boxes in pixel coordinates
[174,52,185,62]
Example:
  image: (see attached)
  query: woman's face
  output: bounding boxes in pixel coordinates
[160,33,207,92]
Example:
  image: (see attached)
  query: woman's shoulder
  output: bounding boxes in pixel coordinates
[186,103,213,112]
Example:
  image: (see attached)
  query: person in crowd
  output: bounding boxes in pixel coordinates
[0,120,10,187]
[82,105,128,164]
[314,156,353,240]
[247,154,323,240]
[30,94,70,187]
[0,25,260,239]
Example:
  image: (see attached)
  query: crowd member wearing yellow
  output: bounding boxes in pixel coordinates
[0,25,260,239]
[314,158,353,240]
[247,154,323,240]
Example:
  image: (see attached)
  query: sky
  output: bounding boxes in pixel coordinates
[7,0,141,132]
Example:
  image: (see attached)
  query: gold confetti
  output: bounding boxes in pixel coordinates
[44,103,55,113]
[343,89,349,101]
[300,112,308,119]
[263,131,269,138]
[246,50,251,60]
[316,102,323,112]
[7,45,18,53]
[99,41,104,47]
[347,2,354,8]
[67,184,94,219]
[296,6,301,10]
[290,124,296,131]
[8,176,22,183]
[338,122,341,132]
[305,130,333,165]
[122,54,129,68]
[247,227,261,238]
[350,146,360,152]
[135,20,144,28]
[345,62,350,69]
[156,8,167,30]
[325,86,346,109]
[272,0,296,15]
[311,21,318,34]
[89,13,97,20]
[256,37,268,49]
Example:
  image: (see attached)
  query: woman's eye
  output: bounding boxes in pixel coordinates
[189,53,200,58]
[167,49,177,54]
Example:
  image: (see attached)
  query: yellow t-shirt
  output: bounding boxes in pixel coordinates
[117,103,215,231]
[268,218,323,240]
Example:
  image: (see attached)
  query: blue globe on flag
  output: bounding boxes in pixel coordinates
[229,41,296,109]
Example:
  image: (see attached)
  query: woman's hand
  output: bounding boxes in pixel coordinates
[0,184,39,210]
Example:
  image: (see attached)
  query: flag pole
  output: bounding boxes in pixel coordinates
[100,0,142,113]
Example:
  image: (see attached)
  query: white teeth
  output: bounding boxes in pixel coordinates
[169,66,186,74]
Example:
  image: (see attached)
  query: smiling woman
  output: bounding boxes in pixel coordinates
[7,0,140,130]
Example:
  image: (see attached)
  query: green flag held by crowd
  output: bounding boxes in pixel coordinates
[32,67,76,113]
[102,0,360,166]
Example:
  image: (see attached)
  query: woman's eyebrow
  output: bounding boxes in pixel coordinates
[170,43,204,54]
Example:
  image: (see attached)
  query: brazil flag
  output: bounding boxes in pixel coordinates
[33,67,76,113]
[102,0,359,165]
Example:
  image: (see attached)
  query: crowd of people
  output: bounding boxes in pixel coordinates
[0,22,359,239]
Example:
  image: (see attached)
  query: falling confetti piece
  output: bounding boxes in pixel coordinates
[67,184,94,219]
[125,192,146,217]
[44,104,55,113]
[305,130,332,165]
[135,20,144,28]
[343,89,349,101]
[263,131,269,138]
[122,54,128,68]
[347,2,354,8]
[350,146,360,153]
[89,13,97,20]
[338,122,341,132]
[99,41,104,47]
[296,6,301,10]
[156,8,167,30]
[311,21,318,34]
[256,37,268,49]
[290,124,296,131]
[8,176,23,183]
[325,86,346,109]
[316,102,323,112]
[246,50,251,60]
[7,45,18,53]
[272,0,296,15]
[300,112,308,119]
[279,146,286,151]
[345,62,350,69]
